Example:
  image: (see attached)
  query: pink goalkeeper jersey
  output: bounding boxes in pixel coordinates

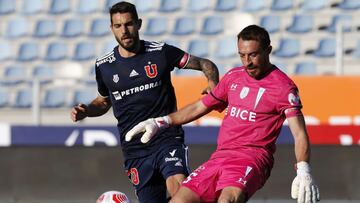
[202,66,303,166]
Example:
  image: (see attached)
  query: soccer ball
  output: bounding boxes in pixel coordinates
[96,191,130,203]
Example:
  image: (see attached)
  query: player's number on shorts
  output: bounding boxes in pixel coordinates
[183,172,198,184]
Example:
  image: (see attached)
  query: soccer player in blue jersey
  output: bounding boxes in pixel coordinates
[70,1,219,203]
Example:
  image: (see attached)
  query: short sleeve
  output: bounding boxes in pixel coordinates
[164,44,190,70]
[201,74,229,112]
[95,64,109,97]
[277,85,303,118]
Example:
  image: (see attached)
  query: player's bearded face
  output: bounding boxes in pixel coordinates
[111,13,141,52]
[238,39,270,79]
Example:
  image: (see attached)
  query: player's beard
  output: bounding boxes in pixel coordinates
[116,33,140,53]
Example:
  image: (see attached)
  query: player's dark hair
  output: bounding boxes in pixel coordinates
[237,25,271,50]
[109,1,139,24]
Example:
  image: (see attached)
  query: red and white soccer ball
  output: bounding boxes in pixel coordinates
[96,191,130,203]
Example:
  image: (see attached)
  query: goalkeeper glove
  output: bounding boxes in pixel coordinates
[291,161,320,203]
[125,116,171,143]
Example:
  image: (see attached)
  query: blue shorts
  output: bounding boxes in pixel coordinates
[124,143,190,203]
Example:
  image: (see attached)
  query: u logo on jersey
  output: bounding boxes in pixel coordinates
[144,63,158,78]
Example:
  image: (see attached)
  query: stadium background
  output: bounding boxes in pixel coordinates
[0,0,360,202]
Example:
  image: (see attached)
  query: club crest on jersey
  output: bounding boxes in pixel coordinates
[240,87,249,99]
[113,74,119,83]
[288,92,301,106]
[144,63,158,78]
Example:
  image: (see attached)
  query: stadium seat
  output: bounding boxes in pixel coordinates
[349,40,360,59]
[0,0,15,14]
[22,0,44,15]
[159,0,181,12]
[72,88,97,106]
[260,15,281,33]
[0,89,9,107]
[313,38,336,57]
[33,19,57,38]
[273,61,288,73]
[188,39,209,57]
[271,0,294,11]
[0,41,12,61]
[144,17,168,36]
[32,65,55,84]
[17,42,39,61]
[102,40,118,55]
[201,16,224,35]
[89,18,110,37]
[173,17,196,35]
[287,15,314,33]
[294,62,317,75]
[104,0,119,11]
[273,38,300,58]
[14,88,33,108]
[242,0,266,12]
[215,0,237,11]
[77,0,99,14]
[164,39,180,48]
[62,19,84,38]
[188,0,211,11]
[73,41,96,61]
[2,65,27,85]
[45,42,68,61]
[42,87,67,108]
[336,0,360,10]
[134,0,156,13]
[49,0,70,14]
[214,36,237,59]
[300,0,327,11]
[6,18,28,38]
[319,15,352,33]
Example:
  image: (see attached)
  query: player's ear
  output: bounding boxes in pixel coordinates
[137,18,142,30]
[267,45,272,54]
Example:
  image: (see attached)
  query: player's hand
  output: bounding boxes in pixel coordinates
[125,116,170,143]
[291,162,320,203]
[71,103,88,122]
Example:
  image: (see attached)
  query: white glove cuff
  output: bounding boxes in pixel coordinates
[155,116,171,129]
[296,161,311,175]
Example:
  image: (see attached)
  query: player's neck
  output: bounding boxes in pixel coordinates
[118,40,141,58]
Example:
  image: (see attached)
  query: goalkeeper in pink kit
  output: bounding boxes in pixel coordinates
[126,25,320,203]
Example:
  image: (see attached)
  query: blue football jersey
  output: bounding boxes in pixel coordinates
[95,40,190,159]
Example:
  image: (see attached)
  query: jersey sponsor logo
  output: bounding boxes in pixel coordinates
[144,63,158,78]
[112,80,162,100]
[113,74,119,83]
[165,157,180,162]
[129,69,139,77]
[229,106,256,122]
[96,52,116,66]
[288,92,301,106]
[239,86,249,99]
[145,41,164,52]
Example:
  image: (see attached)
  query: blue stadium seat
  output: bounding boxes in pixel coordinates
[33,19,57,38]
[49,0,70,14]
[287,15,313,33]
[313,38,336,57]
[6,18,28,38]
[215,0,237,11]
[242,0,266,12]
[104,0,119,12]
[32,65,55,84]
[164,39,180,48]
[273,38,300,58]
[336,0,360,10]
[201,16,224,35]
[188,39,209,57]
[134,0,156,13]
[72,88,97,106]
[188,0,211,11]
[22,0,44,15]
[0,41,12,61]
[77,0,99,14]
[45,42,68,61]
[17,42,39,61]
[42,87,66,108]
[273,61,288,73]
[144,17,168,36]
[73,42,96,61]
[62,19,84,38]
[294,62,317,75]
[102,40,117,55]
[321,15,352,33]
[173,17,196,35]
[300,0,326,11]
[260,15,281,33]
[2,65,27,85]
[271,0,294,11]
[89,18,110,37]
[0,0,15,14]
[351,40,360,59]
[0,89,9,107]
[214,36,237,59]
[14,88,33,108]
[159,0,181,12]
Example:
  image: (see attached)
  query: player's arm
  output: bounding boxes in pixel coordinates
[288,114,320,203]
[71,95,111,122]
[185,55,219,94]
[125,100,211,143]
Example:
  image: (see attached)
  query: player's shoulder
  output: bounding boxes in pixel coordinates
[224,66,245,77]
[144,40,166,52]
[95,50,116,67]
[272,66,297,88]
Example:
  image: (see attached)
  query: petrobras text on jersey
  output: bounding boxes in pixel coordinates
[229,106,256,122]
[112,80,162,100]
